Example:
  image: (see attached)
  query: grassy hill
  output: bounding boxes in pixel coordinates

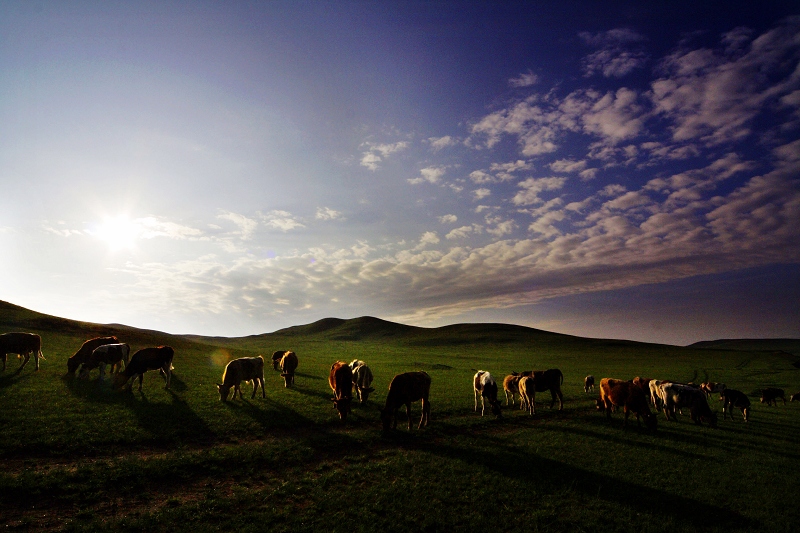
[1,300,799,532]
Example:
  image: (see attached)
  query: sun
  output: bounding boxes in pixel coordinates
[92,215,141,251]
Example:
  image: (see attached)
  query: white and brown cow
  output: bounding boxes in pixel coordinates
[329,361,353,421]
[279,351,298,388]
[473,370,503,418]
[0,332,44,373]
[659,382,717,427]
[67,336,118,375]
[349,360,375,403]
[519,375,536,416]
[380,371,431,431]
[584,375,595,393]
[700,381,726,398]
[113,346,174,392]
[217,356,265,401]
[271,350,290,371]
[79,343,130,380]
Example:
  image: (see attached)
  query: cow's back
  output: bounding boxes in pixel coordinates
[388,371,431,404]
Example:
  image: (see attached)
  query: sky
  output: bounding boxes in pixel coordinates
[1,1,799,346]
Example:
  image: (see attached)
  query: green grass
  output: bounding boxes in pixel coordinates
[1,301,799,532]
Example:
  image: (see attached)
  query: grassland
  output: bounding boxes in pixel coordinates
[1,300,799,532]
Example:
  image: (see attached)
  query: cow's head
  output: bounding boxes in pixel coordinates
[380,407,393,431]
[490,399,503,418]
[280,372,293,388]
[217,383,232,402]
[77,366,90,380]
[644,413,658,431]
[595,398,605,411]
[112,372,129,390]
[67,357,80,375]
[359,386,375,403]
[332,396,351,420]
[705,412,718,428]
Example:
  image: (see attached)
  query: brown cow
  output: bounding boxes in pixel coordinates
[599,378,658,430]
[513,369,564,411]
[329,361,353,421]
[700,381,726,398]
[217,356,265,401]
[519,376,536,416]
[79,343,130,380]
[0,332,44,373]
[720,389,750,422]
[791,392,800,402]
[503,374,521,407]
[279,351,298,387]
[760,387,786,406]
[67,336,118,375]
[380,371,431,431]
[113,346,174,392]
[271,350,290,371]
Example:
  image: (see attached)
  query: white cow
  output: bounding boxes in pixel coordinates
[473,370,502,418]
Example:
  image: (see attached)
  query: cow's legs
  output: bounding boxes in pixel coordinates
[405,402,413,430]
[420,398,430,428]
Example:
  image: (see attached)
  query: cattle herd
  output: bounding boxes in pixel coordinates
[0,331,797,432]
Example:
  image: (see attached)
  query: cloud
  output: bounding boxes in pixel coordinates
[428,135,458,151]
[509,70,538,87]
[473,188,491,200]
[217,211,259,240]
[260,210,304,232]
[315,207,344,221]
[409,166,446,185]
[439,214,458,224]
[580,28,647,78]
[360,141,410,170]
[549,159,587,173]
[512,177,567,206]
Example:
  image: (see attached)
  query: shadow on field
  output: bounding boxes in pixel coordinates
[414,428,757,530]
[0,371,30,391]
[293,371,324,380]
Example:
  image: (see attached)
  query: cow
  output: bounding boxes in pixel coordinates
[519,376,536,416]
[113,346,174,392]
[78,343,130,380]
[659,382,717,427]
[271,350,290,371]
[584,375,595,393]
[329,361,353,421]
[0,332,44,373]
[67,336,118,375]
[720,389,751,422]
[599,378,658,430]
[700,381,726,398]
[217,356,265,401]
[648,379,670,411]
[512,369,564,411]
[349,360,375,403]
[279,351,298,388]
[473,371,503,418]
[503,374,521,407]
[380,371,431,431]
[760,387,786,406]
[791,392,800,402]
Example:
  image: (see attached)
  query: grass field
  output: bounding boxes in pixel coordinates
[1,301,799,532]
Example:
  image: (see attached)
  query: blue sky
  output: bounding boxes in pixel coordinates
[1,1,798,345]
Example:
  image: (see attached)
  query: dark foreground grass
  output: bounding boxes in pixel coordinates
[1,306,799,532]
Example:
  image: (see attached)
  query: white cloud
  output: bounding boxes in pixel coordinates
[428,135,458,151]
[509,70,539,87]
[360,141,409,170]
[217,211,259,239]
[261,210,304,232]
[316,207,344,221]
[409,166,446,185]
[549,159,587,173]
[473,188,491,200]
[512,177,567,206]
[580,28,647,78]
[439,214,458,224]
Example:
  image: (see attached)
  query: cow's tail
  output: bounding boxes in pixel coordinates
[38,349,45,361]
[558,369,564,385]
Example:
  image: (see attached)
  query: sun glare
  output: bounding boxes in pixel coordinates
[93,215,141,251]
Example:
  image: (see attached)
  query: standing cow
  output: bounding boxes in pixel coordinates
[0,332,44,373]
[599,378,658,430]
[503,374,521,407]
[329,361,353,421]
[279,351,298,387]
[271,350,290,371]
[720,389,751,422]
[760,388,786,406]
[79,343,130,380]
[380,371,431,431]
[113,346,174,392]
[584,375,595,393]
[513,369,564,411]
[217,356,265,401]
[473,371,503,418]
[659,382,717,427]
[67,336,118,375]
[349,360,375,403]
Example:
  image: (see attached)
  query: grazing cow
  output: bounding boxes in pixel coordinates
[329,361,353,421]
[473,371,503,418]
[217,356,265,401]
[584,375,595,393]
[349,360,375,403]
[0,332,44,373]
[791,392,800,402]
[279,351,298,387]
[380,371,431,431]
[113,346,174,392]
[700,381,726,398]
[67,336,118,375]
[79,343,130,380]
[519,376,537,416]
[760,387,786,406]
[503,374,521,407]
[720,389,751,422]
[271,350,289,371]
[648,379,671,411]
[659,382,717,427]
[599,378,658,430]
[512,369,564,411]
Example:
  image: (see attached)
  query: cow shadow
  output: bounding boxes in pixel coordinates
[294,371,324,380]
[0,371,31,391]
[121,389,216,444]
[416,426,757,531]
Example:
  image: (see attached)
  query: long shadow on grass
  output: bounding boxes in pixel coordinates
[412,428,757,530]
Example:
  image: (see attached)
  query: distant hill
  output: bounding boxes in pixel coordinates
[1,299,797,353]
